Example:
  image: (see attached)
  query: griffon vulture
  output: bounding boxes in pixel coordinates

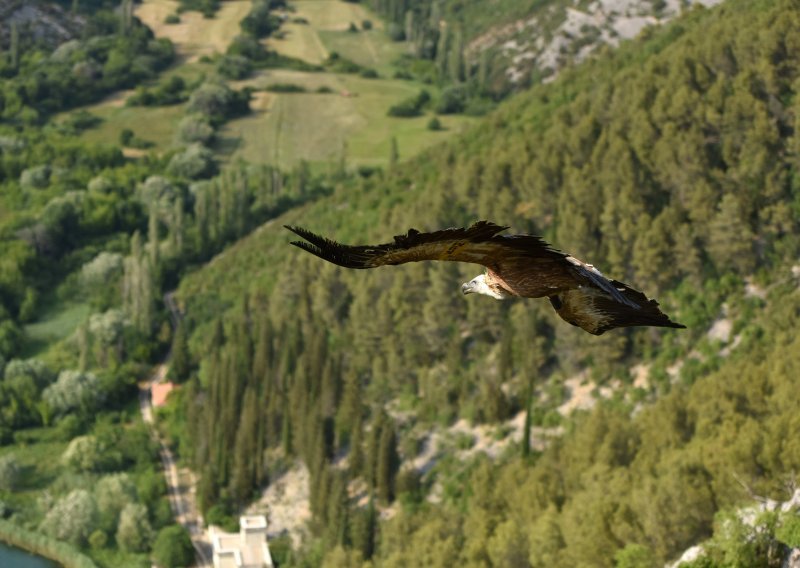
[284,221,685,335]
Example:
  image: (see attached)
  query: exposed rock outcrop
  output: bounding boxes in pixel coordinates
[0,0,84,51]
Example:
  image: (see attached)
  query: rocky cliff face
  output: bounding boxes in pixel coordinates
[0,0,85,50]
[468,0,724,86]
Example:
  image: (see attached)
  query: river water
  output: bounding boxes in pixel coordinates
[0,541,57,567]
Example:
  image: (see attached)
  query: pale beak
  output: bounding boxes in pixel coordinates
[461,282,473,295]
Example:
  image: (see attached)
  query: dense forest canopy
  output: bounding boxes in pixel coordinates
[166,0,800,565]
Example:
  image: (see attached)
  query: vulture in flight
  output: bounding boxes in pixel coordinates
[285,221,685,335]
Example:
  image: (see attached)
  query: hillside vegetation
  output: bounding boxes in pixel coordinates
[169,0,800,565]
[2,0,800,566]
[71,0,477,168]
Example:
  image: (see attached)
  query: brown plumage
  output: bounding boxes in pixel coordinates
[285,221,685,335]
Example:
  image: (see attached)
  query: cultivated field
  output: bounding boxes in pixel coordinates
[223,70,475,167]
[137,0,251,62]
[70,0,475,169]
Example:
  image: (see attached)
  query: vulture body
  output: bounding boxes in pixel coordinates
[285,221,685,335]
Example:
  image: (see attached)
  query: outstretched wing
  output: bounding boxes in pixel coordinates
[284,221,565,271]
[549,282,685,335]
[286,222,644,306]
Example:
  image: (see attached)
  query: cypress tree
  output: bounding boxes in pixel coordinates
[171,198,185,257]
[478,49,489,93]
[349,416,364,477]
[449,26,464,83]
[376,419,399,504]
[325,472,349,547]
[170,321,191,383]
[148,208,160,271]
[10,23,19,71]
[252,319,273,382]
[365,413,384,490]
[435,22,449,78]
[231,387,259,504]
[350,498,377,560]
[389,137,399,170]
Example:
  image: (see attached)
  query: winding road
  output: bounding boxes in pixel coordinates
[139,294,212,567]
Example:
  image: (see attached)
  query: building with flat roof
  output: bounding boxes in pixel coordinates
[211,515,273,568]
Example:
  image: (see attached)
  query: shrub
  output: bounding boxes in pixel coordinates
[168,144,217,180]
[360,68,378,79]
[116,503,153,553]
[177,115,216,145]
[427,117,442,131]
[362,19,373,30]
[20,165,52,190]
[227,34,267,60]
[43,370,103,417]
[325,52,363,74]
[388,90,430,117]
[464,96,495,116]
[265,83,306,93]
[120,128,134,146]
[40,490,97,546]
[0,455,20,491]
[435,85,468,114]
[241,1,281,38]
[777,514,800,547]
[165,14,180,24]
[152,525,194,568]
[217,54,253,80]
[81,252,123,289]
[88,530,107,550]
[188,82,250,122]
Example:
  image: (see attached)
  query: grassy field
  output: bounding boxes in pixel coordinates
[223,70,475,167]
[287,1,381,31]
[72,101,186,151]
[269,21,330,64]
[22,301,91,358]
[318,29,407,75]
[269,0,404,73]
[0,428,69,504]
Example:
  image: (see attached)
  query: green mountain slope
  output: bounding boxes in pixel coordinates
[172,0,800,565]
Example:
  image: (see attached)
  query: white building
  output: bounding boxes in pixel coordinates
[211,515,274,568]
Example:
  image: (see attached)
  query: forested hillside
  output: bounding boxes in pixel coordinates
[168,0,800,565]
